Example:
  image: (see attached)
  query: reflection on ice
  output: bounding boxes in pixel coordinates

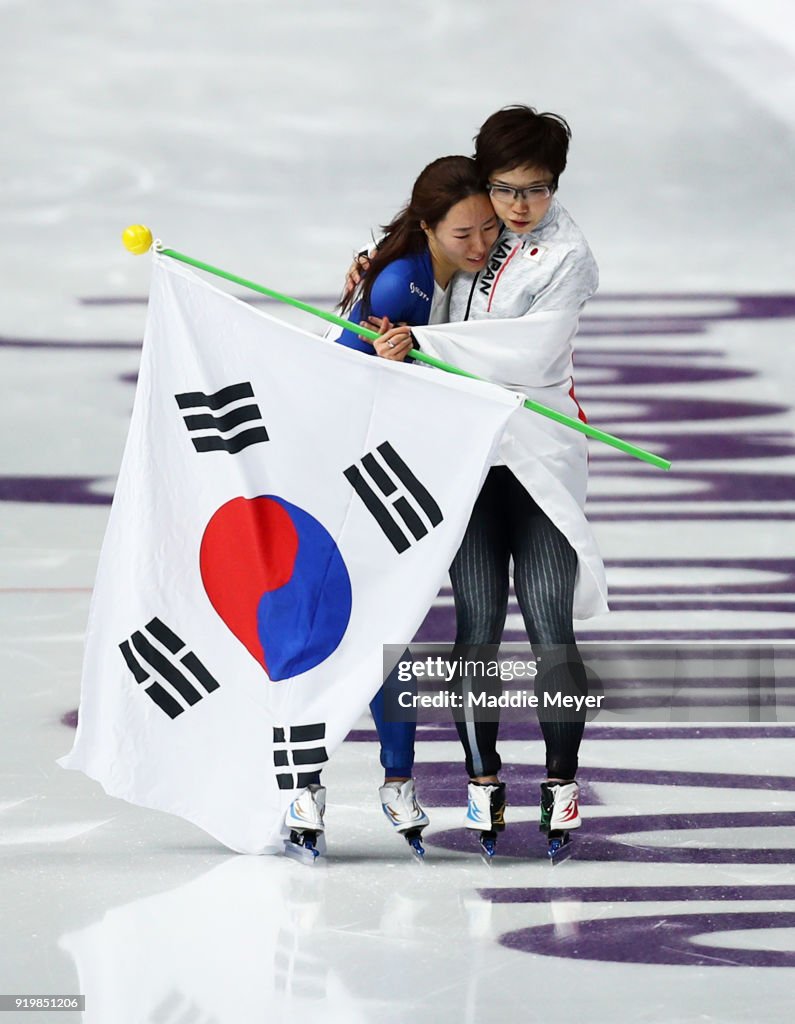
[58,857,362,1023]
[57,855,500,1023]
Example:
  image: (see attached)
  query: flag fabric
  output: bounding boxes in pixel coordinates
[59,256,520,854]
[413,314,609,619]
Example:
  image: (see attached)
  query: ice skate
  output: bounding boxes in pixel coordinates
[539,781,580,864]
[379,779,430,859]
[284,784,327,864]
[465,781,506,862]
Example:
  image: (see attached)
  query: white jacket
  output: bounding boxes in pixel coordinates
[412,200,608,620]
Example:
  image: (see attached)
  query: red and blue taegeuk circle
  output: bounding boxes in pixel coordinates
[200,495,352,680]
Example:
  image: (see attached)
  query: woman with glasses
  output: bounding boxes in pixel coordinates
[285,155,500,860]
[368,106,607,861]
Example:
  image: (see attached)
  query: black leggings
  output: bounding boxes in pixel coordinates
[449,467,586,780]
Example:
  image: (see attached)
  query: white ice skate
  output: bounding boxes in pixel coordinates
[464,781,506,861]
[379,779,430,859]
[539,780,580,864]
[284,784,327,864]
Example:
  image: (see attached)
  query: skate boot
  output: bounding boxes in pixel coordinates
[539,781,580,864]
[379,779,430,859]
[284,784,327,864]
[465,781,506,862]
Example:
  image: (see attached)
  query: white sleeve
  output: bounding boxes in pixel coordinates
[528,246,599,313]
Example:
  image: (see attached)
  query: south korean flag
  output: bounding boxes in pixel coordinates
[60,255,520,854]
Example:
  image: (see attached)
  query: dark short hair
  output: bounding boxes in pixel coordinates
[474,105,572,189]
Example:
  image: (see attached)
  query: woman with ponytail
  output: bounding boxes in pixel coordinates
[333,156,498,855]
[336,155,499,356]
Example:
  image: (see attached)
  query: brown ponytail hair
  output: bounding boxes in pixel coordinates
[341,155,485,317]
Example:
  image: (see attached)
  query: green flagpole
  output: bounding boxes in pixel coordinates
[120,225,671,471]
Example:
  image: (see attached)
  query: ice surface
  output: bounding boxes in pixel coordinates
[2,2,795,1021]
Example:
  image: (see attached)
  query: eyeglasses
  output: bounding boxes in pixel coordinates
[487,183,552,203]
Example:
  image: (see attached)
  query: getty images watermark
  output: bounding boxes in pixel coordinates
[381,642,795,724]
[395,653,602,713]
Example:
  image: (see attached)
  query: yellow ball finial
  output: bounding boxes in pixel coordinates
[122,224,154,255]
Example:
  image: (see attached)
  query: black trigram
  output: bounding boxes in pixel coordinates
[344,441,443,553]
[119,617,220,719]
[273,724,328,790]
[174,381,269,454]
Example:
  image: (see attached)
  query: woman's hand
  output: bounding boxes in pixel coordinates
[342,251,373,299]
[360,314,395,337]
[368,323,414,361]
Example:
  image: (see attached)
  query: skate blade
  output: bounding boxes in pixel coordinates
[479,832,497,865]
[397,826,426,862]
[547,834,573,865]
[284,831,326,866]
[408,837,426,862]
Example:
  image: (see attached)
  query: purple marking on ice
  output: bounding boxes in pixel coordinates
[580,677,793,690]
[604,558,795,595]
[591,433,795,462]
[588,470,795,503]
[596,600,795,613]
[413,612,795,641]
[346,727,456,743]
[414,600,795,641]
[0,476,113,505]
[0,335,140,350]
[499,911,795,967]
[79,297,149,306]
[78,294,336,308]
[579,321,711,336]
[479,884,795,904]
[557,764,795,792]
[576,359,752,387]
[591,395,788,423]
[575,725,795,739]
[413,762,795,808]
[726,295,795,318]
[584,294,795,315]
[61,709,79,728]
[574,631,795,641]
[569,698,791,711]
[589,348,721,356]
[427,811,795,864]
[346,724,795,742]
[588,513,795,522]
